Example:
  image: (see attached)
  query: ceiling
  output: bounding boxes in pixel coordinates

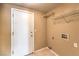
[14,3,61,13]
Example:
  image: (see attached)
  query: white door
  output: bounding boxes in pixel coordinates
[11,8,34,56]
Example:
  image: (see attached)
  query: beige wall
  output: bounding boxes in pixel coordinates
[47,4,79,56]
[0,4,47,56]
[34,12,47,50]
[0,5,1,55]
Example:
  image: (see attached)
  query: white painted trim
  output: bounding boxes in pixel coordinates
[11,8,14,56]
[11,8,34,56]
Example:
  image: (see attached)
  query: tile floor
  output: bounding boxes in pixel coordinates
[29,47,58,56]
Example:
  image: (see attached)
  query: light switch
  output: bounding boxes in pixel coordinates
[74,43,78,48]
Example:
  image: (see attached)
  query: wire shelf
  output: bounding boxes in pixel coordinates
[54,10,79,20]
[53,10,79,24]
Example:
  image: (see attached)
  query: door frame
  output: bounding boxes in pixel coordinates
[11,8,34,56]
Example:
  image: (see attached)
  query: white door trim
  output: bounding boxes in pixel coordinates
[11,8,34,56]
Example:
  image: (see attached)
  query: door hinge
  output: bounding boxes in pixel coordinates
[12,32,14,35]
[12,14,14,17]
[12,50,14,54]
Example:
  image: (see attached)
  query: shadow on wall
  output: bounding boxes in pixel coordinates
[47,4,79,56]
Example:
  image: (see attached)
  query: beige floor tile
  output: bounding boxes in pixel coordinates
[29,47,56,56]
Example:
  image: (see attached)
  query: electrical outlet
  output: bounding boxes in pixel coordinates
[74,43,78,48]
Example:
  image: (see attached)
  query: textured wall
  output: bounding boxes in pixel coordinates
[34,12,47,50]
[0,4,2,55]
[47,4,79,56]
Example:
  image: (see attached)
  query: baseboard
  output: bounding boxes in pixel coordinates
[34,47,48,53]
[34,47,59,56]
[48,48,59,56]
